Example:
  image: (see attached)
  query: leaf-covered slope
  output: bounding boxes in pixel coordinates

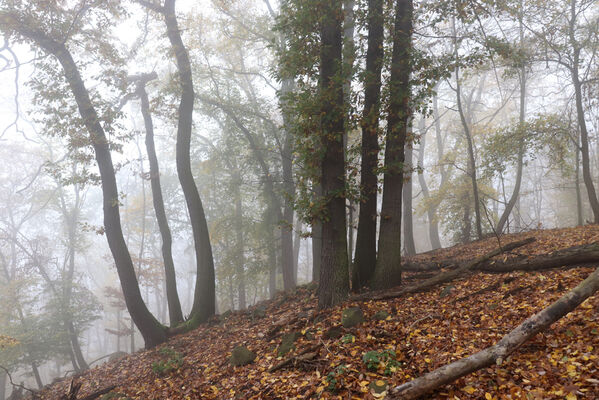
[38,227,599,399]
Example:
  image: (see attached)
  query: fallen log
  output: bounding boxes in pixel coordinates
[354,237,535,302]
[268,344,322,372]
[479,242,599,273]
[390,266,599,399]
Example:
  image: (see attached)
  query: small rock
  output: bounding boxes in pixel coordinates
[373,310,391,321]
[342,307,365,328]
[369,380,388,395]
[439,285,455,298]
[278,331,302,356]
[229,346,256,366]
[323,325,343,339]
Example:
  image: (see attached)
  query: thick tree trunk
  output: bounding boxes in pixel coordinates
[317,0,349,308]
[403,141,416,256]
[371,0,413,290]
[353,0,384,289]
[162,0,216,324]
[391,265,599,399]
[135,73,185,326]
[9,23,167,347]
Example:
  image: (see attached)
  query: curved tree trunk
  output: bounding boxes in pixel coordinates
[353,0,384,289]
[372,0,413,290]
[162,0,216,324]
[135,73,185,326]
[6,22,167,347]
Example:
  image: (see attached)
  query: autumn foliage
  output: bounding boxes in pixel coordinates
[37,226,599,399]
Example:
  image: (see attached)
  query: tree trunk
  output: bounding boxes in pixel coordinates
[317,0,349,308]
[9,22,167,347]
[403,141,416,255]
[0,369,6,400]
[575,127,583,226]
[496,15,526,235]
[353,0,384,289]
[391,265,599,399]
[135,73,185,325]
[371,0,413,290]
[233,172,247,310]
[293,219,302,284]
[416,119,442,250]
[569,0,599,223]
[162,0,216,324]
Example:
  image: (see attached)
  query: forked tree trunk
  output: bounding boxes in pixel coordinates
[353,0,384,289]
[162,0,216,324]
[135,73,185,326]
[391,266,599,399]
[372,0,413,290]
[7,21,167,347]
[317,0,349,308]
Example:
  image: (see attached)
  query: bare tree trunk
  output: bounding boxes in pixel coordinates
[293,219,302,284]
[312,185,322,283]
[134,73,185,325]
[416,119,441,250]
[403,140,416,256]
[391,266,599,399]
[569,0,599,223]
[233,172,246,310]
[353,0,384,289]
[372,0,413,290]
[7,19,167,347]
[317,0,349,308]
[575,127,583,226]
[496,12,526,234]
[160,0,216,325]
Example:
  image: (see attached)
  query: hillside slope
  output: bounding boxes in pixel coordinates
[38,226,599,399]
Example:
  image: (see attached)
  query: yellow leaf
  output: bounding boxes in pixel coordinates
[462,386,476,394]
[424,358,431,363]
[485,393,492,400]
[566,393,577,400]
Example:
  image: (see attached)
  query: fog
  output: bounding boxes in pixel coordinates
[0,0,597,397]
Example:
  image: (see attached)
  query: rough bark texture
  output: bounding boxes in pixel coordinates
[163,0,215,324]
[134,72,185,325]
[391,266,599,399]
[317,0,349,308]
[4,20,168,347]
[371,0,413,290]
[352,0,384,289]
[356,237,535,301]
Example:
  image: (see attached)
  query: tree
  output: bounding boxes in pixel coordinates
[352,0,385,289]
[371,0,413,290]
[317,0,350,308]
[0,4,168,347]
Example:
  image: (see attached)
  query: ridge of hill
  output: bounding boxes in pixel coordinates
[37,226,599,399]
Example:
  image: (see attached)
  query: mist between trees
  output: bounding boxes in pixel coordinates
[0,0,597,396]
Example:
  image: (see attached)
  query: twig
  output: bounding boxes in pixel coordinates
[0,365,38,399]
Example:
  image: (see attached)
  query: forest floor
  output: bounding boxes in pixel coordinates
[37,226,599,399]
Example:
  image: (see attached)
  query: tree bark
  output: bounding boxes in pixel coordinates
[233,172,247,310]
[134,73,185,325]
[353,0,384,289]
[5,20,167,347]
[403,140,416,255]
[162,0,216,324]
[371,0,413,290]
[390,265,599,399]
[569,0,599,223]
[317,0,349,308]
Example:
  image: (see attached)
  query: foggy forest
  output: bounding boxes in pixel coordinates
[0,0,598,398]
